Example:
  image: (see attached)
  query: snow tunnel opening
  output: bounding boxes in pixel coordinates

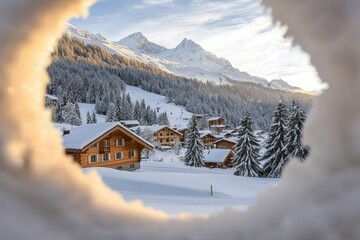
[2,0,360,239]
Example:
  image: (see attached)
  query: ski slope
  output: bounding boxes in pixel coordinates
[84,150,278,216]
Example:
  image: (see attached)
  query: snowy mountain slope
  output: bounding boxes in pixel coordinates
[66,23,301,90]
[66,24,268,85]
[119,33,268,85]
[269,79,301,91]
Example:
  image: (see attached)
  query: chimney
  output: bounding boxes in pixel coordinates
[62,128,71,136]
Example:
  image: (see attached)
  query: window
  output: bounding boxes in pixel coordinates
[89,155,97,163]
[91,143,98,148]
[103,153,110,162]
[130,164,135,169]
[170,139,174,142]
[116,166,122,170]
[153,133,157,137]
[166,139,169,142]
[160,139,163,143]
[115,152,123,160]
[104,140,110,147]
[116,138,125,147]
[170,133,174,136]
[129,150,136,159]
[160,133,162,136]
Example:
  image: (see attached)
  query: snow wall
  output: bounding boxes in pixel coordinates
[1,0,360,239]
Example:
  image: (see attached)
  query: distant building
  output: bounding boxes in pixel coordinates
[45,94,58,109]
[203,149,234,169]
[214,138,237,151]
[131,125,183,147]
[62,122,153,171]
[207,117,230,133]
[120,120,140,128]
[199,130,218,148]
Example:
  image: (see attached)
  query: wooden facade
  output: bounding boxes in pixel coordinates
[208,117,225,128]
[65,125,153,171]
[214,138,236,151]
[200,133,217,147]
[152,126,182,147]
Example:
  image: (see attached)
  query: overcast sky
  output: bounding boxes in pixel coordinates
[70,0,323,91]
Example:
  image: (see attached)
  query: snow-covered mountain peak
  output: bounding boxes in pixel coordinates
[118,32,166,54]
[175,38,204,53]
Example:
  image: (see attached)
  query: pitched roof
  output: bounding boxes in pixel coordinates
[207,117,223,121]
[130,125,183,136]
[120,120,140,125]
[62,122,153,150]
[214,137,237,144]
[203,149,233,163]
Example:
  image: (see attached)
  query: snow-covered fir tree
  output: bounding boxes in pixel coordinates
[157,112,170,125]
[106,103,118,122]
[184,117,204,167]
[133,100,142,122]
[233,111,262,177]
[86,111,93,124]
[92,111,97,123]
[261,102,288,178]
[62,103,82,126]
[284,101,310,162]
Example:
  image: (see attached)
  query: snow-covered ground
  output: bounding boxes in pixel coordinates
[83,150,278,216]
[78,103,106,124]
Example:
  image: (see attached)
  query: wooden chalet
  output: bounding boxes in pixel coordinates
[203,149,234,169]
[207,117,229,133]
[199,130,218,148]
[63,122,153,171]
[214,138,237,151]
[131,125,183,147]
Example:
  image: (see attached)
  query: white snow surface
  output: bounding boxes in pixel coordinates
[78,103,106,124]
[84,150,276,216]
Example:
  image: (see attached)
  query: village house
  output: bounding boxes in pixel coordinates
[214,137,237,151]
[203,149,234,169]
[131,125,183,147]
[62,122,153,171]
[199,130,218,148]
[207,117,230,133]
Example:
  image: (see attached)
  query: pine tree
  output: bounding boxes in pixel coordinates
[92,111,97,123]
[86,111,93,124]
[134,100,142,122]
[62,103,82,126]
[233,111,262,177]
[184,117,204,167]
[106,103,118,122]
[158,112,170,125]
[262,102,288,178]
[284,101,310,162]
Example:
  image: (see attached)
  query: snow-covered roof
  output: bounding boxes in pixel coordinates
[45,94,58,101]
[63,122,153,150]
[207,117,223,121]
[214,137,237,144]
[130,125,183,136]
[199,130,215,138]
[120,120,140,125]
[203,149,232,163]
[210,124,226,128]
